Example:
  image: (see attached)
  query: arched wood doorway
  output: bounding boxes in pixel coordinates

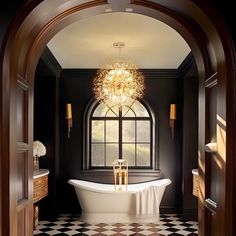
[0,0,235,235]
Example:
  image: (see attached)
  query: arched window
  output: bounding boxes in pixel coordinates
[87,100,154,169]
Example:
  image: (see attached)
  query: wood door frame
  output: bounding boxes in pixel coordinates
[0,0,235,235]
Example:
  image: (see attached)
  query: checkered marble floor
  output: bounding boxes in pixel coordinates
[34,213,198,235]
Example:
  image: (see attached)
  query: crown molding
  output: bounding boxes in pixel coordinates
[40,46,62,77]
[177,52,195,77]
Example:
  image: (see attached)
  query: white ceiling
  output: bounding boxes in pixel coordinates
[47,12,191,69]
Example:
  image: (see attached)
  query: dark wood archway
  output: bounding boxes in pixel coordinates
[0,0,235,235]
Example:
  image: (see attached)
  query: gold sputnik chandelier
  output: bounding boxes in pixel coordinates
[93,42,144,107]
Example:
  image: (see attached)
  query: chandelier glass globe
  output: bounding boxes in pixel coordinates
[93,43,145,107]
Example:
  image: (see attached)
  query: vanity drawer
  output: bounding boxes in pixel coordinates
[33,175,48,189]
[33,186,48,203]
[33,175,48,203]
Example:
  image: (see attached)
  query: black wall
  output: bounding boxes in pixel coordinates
[179,58,199,220]
[34,48,62,219]
[59,69,180,213]
[34,49,198,219]
[0,1,25,45]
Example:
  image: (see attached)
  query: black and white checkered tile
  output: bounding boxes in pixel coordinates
[34,214,198,235]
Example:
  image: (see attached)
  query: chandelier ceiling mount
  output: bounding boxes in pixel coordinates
[113,41,125,49]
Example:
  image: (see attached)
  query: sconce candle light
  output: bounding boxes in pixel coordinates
[66,103,73,138]
[169,104,176,139]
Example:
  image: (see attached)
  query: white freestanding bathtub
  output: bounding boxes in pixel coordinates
[68,178,171,223]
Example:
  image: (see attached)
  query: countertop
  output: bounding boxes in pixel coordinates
[33,169,49,179]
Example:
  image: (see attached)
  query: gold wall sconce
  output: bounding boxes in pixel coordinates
[169,104,176,139]
[66,103,73,138]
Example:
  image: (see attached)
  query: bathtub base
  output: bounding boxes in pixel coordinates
[80,212,160,223]
[69,178,171,224]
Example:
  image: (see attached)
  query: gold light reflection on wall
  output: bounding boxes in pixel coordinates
[197,114,226,230]
[198,149,205,202]
[217,114,226,127]
[216,114,226,169]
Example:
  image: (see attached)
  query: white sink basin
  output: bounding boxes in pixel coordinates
[33,169,49,179]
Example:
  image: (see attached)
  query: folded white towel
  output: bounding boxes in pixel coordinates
[135,185,160,216]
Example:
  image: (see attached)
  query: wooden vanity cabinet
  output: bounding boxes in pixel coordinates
[33,175,48,203]
[33,169,49,228]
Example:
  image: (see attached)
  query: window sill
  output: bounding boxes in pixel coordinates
[81,169,161,178]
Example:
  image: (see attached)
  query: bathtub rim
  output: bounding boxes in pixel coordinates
[68,178,171,194]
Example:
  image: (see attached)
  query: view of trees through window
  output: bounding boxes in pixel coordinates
[90,100,153,168]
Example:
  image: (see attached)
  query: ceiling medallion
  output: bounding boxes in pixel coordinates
[93,42,145,108]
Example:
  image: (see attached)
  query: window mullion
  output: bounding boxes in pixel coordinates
[90,119,92,169]
[150,119,153,168]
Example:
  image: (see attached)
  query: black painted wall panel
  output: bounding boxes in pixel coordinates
[34,48,61,219]
[181,64,198,220]
[58,69,179,213]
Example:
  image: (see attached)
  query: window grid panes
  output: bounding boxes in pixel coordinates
[90,101,152,168]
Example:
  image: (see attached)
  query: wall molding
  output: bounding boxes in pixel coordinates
[140,69,179,79]
[160,206,179,214]
[60,53,195,80]
[40,46,62,77]
[181,209,198,221]
[177,53,195,77]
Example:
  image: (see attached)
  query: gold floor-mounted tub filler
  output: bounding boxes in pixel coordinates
[113,159,128,192]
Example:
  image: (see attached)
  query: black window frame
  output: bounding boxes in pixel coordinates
[88,99,155,170]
